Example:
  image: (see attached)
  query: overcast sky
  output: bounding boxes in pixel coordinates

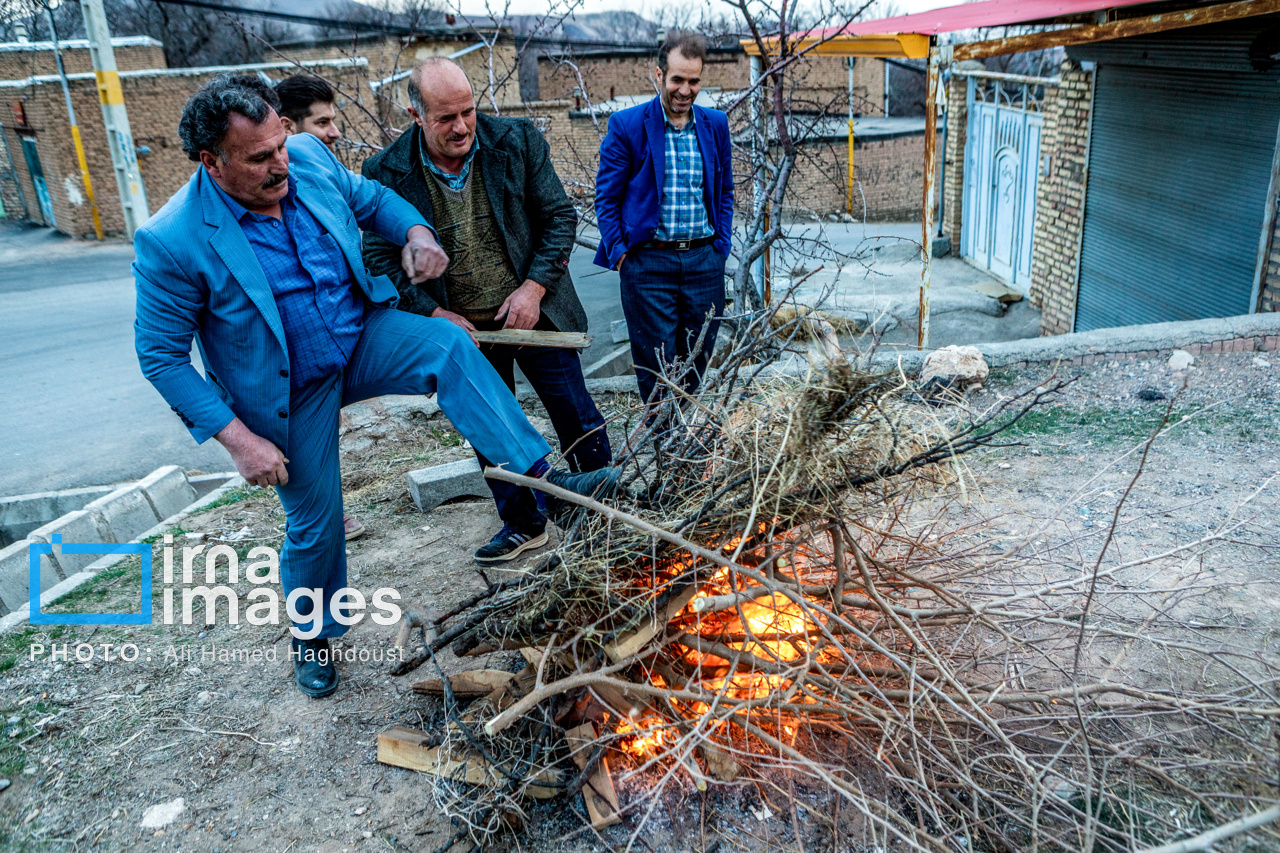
[450,0,955,21]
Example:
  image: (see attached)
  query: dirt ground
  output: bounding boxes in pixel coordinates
[1,349,1277,852]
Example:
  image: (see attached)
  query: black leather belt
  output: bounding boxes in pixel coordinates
[642,236,714,251]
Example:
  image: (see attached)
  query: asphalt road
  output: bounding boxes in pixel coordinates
[0,222,624,497]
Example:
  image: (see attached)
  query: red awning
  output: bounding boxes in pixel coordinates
[827,0,1160,38]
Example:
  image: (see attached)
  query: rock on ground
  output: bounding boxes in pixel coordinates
[920,345,991,386]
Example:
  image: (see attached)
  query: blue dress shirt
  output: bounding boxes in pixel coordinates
[654,113,714,242]
[212,177,364,388]
[421,131,478,192]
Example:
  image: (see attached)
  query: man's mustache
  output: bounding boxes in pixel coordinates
[263,171,288,189]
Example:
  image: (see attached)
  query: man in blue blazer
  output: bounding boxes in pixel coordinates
[134,76,613,697]
[594,32,733,405]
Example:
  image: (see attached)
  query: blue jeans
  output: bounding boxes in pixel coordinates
[275,308,552,639]
[470,318,611,532]
[619,243,726,404]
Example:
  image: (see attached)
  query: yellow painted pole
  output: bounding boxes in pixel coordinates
[847,119,855,215]
[47,7,103,239]
[847,58,855,214]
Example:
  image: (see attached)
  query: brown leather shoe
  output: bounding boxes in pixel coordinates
[343,514,367,541]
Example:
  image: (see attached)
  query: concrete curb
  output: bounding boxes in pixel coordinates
[0,475,246,635]
[860,312,1280,375]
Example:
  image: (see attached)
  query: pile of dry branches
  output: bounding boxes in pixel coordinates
[388,305,1280,853]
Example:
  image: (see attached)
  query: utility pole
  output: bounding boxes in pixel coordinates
[78,0,148,237]
[46,4,103,239]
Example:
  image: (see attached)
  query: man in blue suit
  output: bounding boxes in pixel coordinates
[594,32,733,405]
[134,76,613,698]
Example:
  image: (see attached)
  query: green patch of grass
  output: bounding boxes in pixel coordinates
[431,426,463,448]
[197,485,252,511]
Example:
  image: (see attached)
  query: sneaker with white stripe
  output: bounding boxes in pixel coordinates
[474,524,549,565]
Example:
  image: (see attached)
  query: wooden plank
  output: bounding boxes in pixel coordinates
[412,670,517,697]
[953,0,1280,60]
[376,726,559,798]
[565,723,622,829]
[605,585,699,662]
[471,329,593,349]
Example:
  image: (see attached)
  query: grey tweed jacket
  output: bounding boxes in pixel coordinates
[360,113,588,334]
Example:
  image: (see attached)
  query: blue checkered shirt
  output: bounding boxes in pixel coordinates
[654,114,713,242]
[212,177,364,389]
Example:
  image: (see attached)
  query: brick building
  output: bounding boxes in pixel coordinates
[0,52,366,237]
[942,17,1280,335]
[489,93,934,223]
[281,32,521,112]
[0,35,165,80]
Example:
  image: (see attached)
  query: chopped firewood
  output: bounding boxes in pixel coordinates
[565,723,621,828]
[698,742,740,782]
[376,726,558,798]
[412,670,517,698]
[605,585,699,662]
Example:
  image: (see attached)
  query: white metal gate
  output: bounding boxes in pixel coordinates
[960,77,1044,292]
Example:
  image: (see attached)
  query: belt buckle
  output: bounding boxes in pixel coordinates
[676,240,690,250]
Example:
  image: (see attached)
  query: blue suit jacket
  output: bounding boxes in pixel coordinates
[133,133,428,450]
[593,97,733,270]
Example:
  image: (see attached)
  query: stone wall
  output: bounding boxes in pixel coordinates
[0,60,366,238]
[1029,59,1094,336]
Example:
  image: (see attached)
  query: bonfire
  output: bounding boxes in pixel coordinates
[378,303,1280,853]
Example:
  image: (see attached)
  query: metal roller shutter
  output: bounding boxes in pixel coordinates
[1073,63,1280,331]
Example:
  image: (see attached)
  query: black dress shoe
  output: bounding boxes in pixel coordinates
[543,467,620,526]
[291,637,338,698]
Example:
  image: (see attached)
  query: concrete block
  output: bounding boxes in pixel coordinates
[136,465,197,521]
[408,459,491,513]
[583,345,635,380]
[0,540,34,616]
[0,484,115,547]
[83,484,162,545]
[26,510,113,577]
[610,319,630,344]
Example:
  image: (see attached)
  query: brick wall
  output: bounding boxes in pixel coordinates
[0,123,26,219]
[539,52,885,117]
[783,130,940,220]
[1029,59,1093,336]
[0,40,166,81]
[941,73,967,247]
[0,61,367,238]
[493,96,933,221]
[287,37,521,111]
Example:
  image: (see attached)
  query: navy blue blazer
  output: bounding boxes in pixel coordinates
[133,133,428,450]
[593,97,733,270]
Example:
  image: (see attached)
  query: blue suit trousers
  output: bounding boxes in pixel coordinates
[276,308,551,638]
[619,244,726,404]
